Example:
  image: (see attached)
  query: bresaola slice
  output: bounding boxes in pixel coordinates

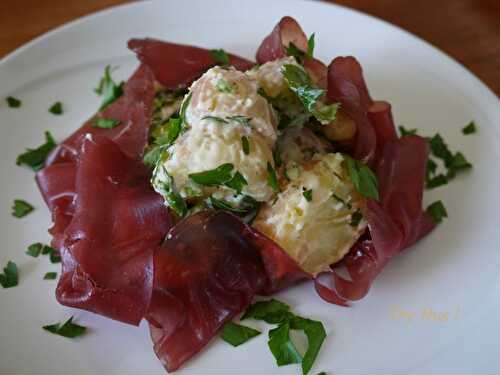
[128,38,254,89]
[56,136,172,325]
[147,211,294,372]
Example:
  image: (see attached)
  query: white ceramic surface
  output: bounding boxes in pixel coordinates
[1,1,499,374]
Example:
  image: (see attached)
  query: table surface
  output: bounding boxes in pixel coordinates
[0,0,499,95]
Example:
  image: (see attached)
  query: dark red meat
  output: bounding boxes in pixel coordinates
[55,136,172,325]
[128,38,254,89]
[147,211,305,372]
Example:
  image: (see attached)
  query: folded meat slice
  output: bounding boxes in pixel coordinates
[128,38,254,89]
[56,135,172,325]
[147,210,306,372]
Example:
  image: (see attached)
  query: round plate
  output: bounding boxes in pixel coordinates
[1,1,499,374]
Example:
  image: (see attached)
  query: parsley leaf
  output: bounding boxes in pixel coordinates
[201,115,229,124]
[93,118,121,129]
[221,322,261,347]
[95,65,124,110]
[290,316,327,375]
[208,196,260,223]
[267,163,279,192]
[43,316,86,338]
[225,171,248,193]
[156,118,182,146]
[0,261,18,288]
[307,33,315,58]
[426,174,448,189]
[154,166,187,218]
[48,102,63,115]
[426,200,447,223]
[180,92,191,127]
[6,96,21,108]
[268,322,303,366]
[282,64,338,124]
[285,43,306,61]
[12,199,34,218]
[43,272,57,280]
[398,125,417,137]
[26,243,43,257]
[189,163,234,186]
[344,156,379,200]
[448,151,472,172]
[210,49,230,65]
[350,210,363,226]
[227,115,251,127]
[16,131,57,171]
[241,136,250,155]
[462,121,477,135]
[303,188,313,202]
[241,299,291,323]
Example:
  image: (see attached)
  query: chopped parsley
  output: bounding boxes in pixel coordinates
[93,118,121,129]
[282,64,338,124]
[180,92,192,127]
[398,125,417,137]
[143,118,183,168]
[285,43,305,61]
[12,199,34,218]
[350,211,363,227]
[189,163,234,186]
[221,322,261,347]
[95,65,124,110]
[225,171,248,194]
[227,115,251,127]
[43,316,86,338]
[426,200,448,223]
[307,33,315,58]
[241,299,326,375]
[48,101,63,115]
[0,261,18,288]
[210,49,230,66]
[267,163,279,192]
[201,115,229,124]
[6,96,21,108]
[215,78,234,93]
[26,243,44,257]
[241,136,250,155]
[154,166,187,218]
[16,131,57,171]
[43,272,57,280]
[303,188,313,202]
[207,196,261,223]
[29,242,60,263]
[426,174,448,189]
[462,121,477,135]
[344,156,379,200]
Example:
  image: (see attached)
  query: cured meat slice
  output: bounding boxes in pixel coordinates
[128,38,254,89]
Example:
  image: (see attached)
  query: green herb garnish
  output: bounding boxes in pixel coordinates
[16,131,56,171]
[201,115,229,124]
[220,322,261,347]
[307,33,315,58]
[282,64,338,124]
[180,92,192,127]
[241,136,250,155]
[210,49,230,65]
[6,96,21,108]
[462,121,477,135]
[12,199,34,218]
[267,163,279,192]
[93,118,121,129]
[0,261,18,288]
[26,243,43,257]
[344,156,379,200]
[350,210,363,227]
[303,189,313,202]
[43,272,57,280]
[208,196,261,223]
[426,200,448,223]
[48,102,63,115]
[285,43,305,61]
[43,316,86,338]
[189,163,234,186]
[268,322,303,366]
[215,78,234,93]
[398,126,417,137]
[241,299,290,323]
[227,115,251,127]
[426,174,448,189]
[154,166,187,218]
[225,171,248,194]
[95,65,124,110]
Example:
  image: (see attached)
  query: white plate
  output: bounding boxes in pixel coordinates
[1,1,499,374]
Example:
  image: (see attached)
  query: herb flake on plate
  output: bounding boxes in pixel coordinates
[426,200,448,223]
[93,117,121,129]
[0,261,18,288]
[16,131,57,171]
[462,121,477,135]
[6,96,21,108]
[12,199,34,218]
[48,101,63,115]
[43,316,86,338]
[220,322,261,347]
[210,49,230,66]
[43,272,57,280]
[95,65,124,110]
